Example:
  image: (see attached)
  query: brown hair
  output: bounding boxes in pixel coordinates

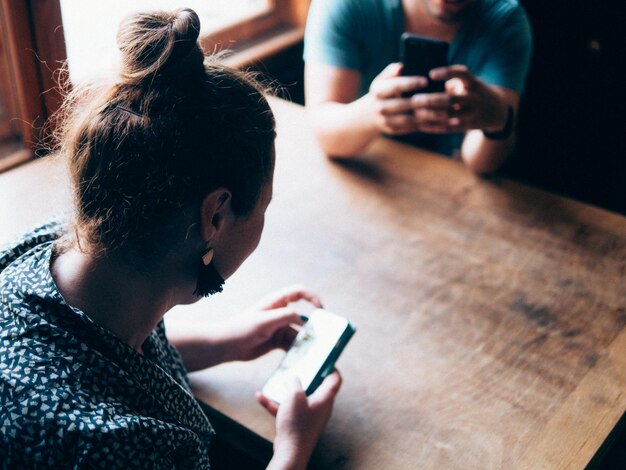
[56,9,275,262]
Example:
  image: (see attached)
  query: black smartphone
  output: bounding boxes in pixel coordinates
[400,32,449,94]
[262,308,356,404]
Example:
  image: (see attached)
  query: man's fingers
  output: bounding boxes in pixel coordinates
[377,97,416,115]
[373,76,427,99]
[429,64,471,82]
[381,114,420,135]
[448,98,471,115]
[414,108,449,123]
[411,92,451,110]
[378,62,403,78]
[419,122,456,134]
[446,77,470,97]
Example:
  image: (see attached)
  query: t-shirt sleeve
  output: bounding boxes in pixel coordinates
[479,5,533,93]
[303,0,363,70]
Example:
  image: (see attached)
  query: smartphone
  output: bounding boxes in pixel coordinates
[400,32,449,94]
[261,308,356,404]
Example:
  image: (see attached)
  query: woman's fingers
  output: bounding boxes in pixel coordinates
[308,370,342,408]
[259,307,304,330]
[255,285,322,310]
[275,327,300,350]
[256,391,279,416]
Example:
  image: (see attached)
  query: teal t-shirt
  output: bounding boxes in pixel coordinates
[304,0,533,156]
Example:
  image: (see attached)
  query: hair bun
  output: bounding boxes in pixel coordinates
[116,8,204,84]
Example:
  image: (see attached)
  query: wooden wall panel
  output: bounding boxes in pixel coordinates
[0,0,66,169]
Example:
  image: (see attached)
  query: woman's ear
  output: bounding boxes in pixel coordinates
[199,189,232,243]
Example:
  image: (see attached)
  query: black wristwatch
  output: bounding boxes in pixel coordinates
[483,105,514,140]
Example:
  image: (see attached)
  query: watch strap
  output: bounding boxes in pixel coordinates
[483,105,514,140]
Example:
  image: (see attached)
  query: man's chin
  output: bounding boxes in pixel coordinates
[433,0,475,23]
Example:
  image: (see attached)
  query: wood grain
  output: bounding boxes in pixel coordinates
[173,99,626,469]
[0,98,624,469]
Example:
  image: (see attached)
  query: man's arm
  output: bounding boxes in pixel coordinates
[305,63,376,157]
[417,65,520,174]
[305,62,426,158]
[452,5,532,174]
[460,87,519,174]
[306,60,520,173]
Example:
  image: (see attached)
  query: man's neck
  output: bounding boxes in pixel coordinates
[403,0,463,43]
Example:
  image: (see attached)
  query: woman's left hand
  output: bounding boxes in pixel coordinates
[167,285,322,370]
[229,285,322,362]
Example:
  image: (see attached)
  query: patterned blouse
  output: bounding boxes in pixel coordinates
[0,222,214,468]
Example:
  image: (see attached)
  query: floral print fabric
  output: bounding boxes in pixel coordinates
[0,222,214,468]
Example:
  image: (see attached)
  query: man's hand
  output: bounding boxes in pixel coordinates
[367,63,428,135]
[368,63,510,137]
[421,64,510,134]
[305,61,516,167]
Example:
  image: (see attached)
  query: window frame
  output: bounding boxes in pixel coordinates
[199,0,309,68]
[0,0,310,172]
[0,0,67,171]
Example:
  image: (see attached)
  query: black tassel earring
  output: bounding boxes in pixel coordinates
[193,246,225,297]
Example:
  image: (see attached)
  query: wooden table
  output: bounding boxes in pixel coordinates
[1,98,625,469]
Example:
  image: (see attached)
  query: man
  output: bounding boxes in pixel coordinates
[303,0,533,174]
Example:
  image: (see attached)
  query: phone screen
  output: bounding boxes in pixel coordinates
[400,33,449,94]
[262,309,355,404]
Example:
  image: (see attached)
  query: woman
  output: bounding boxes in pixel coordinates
[0,8,341,469]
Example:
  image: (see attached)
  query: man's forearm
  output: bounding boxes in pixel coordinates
[460,87,519,174]
[309,96,380,158]
[460,128,515,174]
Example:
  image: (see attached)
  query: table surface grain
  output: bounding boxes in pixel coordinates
[1,98,624,470]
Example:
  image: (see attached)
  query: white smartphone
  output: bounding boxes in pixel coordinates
[261,308,356,404]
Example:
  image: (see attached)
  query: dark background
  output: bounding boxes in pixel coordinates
[257,0,626,215]
[507,0,626,215]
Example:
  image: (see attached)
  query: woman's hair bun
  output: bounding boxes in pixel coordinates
[116,8,204,83]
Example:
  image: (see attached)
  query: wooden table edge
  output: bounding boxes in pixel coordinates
[517,329,626,469]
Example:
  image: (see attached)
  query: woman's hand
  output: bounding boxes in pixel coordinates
[167,285,322,371]
[228,285,322,362]
[259,371,343,470]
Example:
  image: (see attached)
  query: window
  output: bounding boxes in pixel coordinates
[0,0,66,171]
[60,0,308,83]
[0,31,23,166]
[0,0,308,171]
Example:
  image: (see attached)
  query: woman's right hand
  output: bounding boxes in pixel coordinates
[257,371,343,470]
